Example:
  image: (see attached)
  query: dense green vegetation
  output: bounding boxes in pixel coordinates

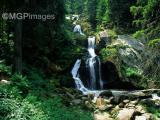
[0,0,160,119]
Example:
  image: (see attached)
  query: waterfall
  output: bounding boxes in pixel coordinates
[71,36,103,93]
[86,36,103,90]
[73,25,85,35]
[71,59,89,94]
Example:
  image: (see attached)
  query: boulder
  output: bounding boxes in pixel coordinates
[136,105,145,114]
[100,35,145,89]
[142,113,153,120]
[96,97,107,111]
[71,99,81,105]
[123,99,130,104]
[94,112,113,120]
[119,102,125,108]
[0,79,11,84]
[85,101,95,109]
[130,100,138,105]
[98,105,107,111]
[135,116,147,120]
[96,97,106,107]
[117,108,139,120]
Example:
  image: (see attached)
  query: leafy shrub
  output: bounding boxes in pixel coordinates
[148,38,160,48]
[100,48,118,62]
[0,60,12,76]
[0,84,21,99]
[124,67,142,78]
[0,84,93,120]
[141,102,160,119]
[41,97,93,120]
[133,30,146,39]
[107,29,117,39]
[10,73,29,94]
[0,87,47,120]
[0,31,14,62]
[27,68,45,86]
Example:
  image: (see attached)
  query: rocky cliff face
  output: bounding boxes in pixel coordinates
[98,32,159,89]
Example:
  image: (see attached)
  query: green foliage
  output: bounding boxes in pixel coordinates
[10,73,29,94]
[0,84,21,99]
[87,0,98,29]
[133,30,146,39]
[107,29,117,39]
[148,38,160,48]
[141,101,160,119]
[65,0,87,14]
[130,0,160,39]
[0,84,93,120]
[109,0,136,32]
[27,68,45,86]
[0,30,14,63]
[0,60,12,76]
[100,48,118,62]
[41,97,93,120]
[123,67,142,78]
[0,85,47,120]
[96,0,110,27]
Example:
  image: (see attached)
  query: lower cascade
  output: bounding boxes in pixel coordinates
[71,36,104,94]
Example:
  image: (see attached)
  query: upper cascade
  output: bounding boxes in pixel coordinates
[88,36,97,58]
[73,25,85,35]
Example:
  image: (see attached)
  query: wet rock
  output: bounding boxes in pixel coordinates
[135,116,147,120]
[98,105,107,111]
[94,112,113,120]
[81,97,88,101]
[85,101,94,109]
[96,97,106,107]
[117,108,138,120]
[119,102,125,108]
[71,99,81,105]
[110,105,120,116]
[99,91,113,97]
[127,103,136,108]
[136,105,145,114]
[66,92,75,99]
[109,97,114,103]
[142,113,153,120]
[123,99,130,104]
[96,97,107,111]
[130,100,138,105]
[106,104,114,110]
[104,99,111,104]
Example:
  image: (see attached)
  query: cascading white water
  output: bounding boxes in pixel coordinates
[88,37,96,57]
[71,36,103,93]
[87,36,103,90]
[71,59,103,99]
[71,59,89,94]
[73,25,85,35]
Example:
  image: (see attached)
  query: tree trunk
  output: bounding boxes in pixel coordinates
[14,20,22,73]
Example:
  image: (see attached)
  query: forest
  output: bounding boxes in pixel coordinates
[0,0,160,120]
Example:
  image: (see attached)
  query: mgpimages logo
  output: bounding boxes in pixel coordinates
[2,13,55,21]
